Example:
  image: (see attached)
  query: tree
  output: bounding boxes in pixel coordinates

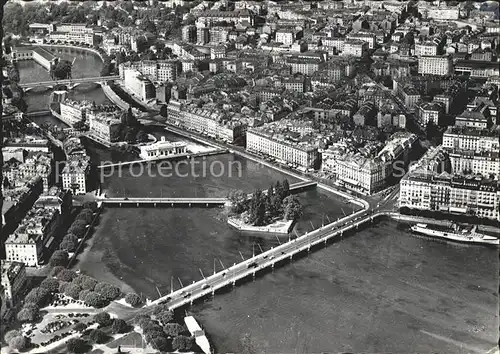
[82,201,98,212]
[136,315,152,329]
[84,291,108,308]
[68,220,88,238]
[282,179,290,198]
[8,336,27,350]
[228,189,247,214]
[81,277,98,291]
[66,338,87,353]
[136,130,149,143]
[40,277,60,293]
[60,238,78,252]
[283,195,303,221]
[63,233,79,244]
[59,281,70,293]
[150,336,170,351]
[74,322,87,333]
[25,287,50,307]
[65,284,82,299]
[111,319,129,334]
[73,274,97,290]
[4,330,20,343]
[79,289,91,301]
[76,209,94,224]
[7,66,20,83]
[156,310,174,325]
[95,312,112,327]
[17,305,39,322]
[50,59,73,80]
[163,323,186,337]
[96,283,121,301]
[89,329,107,343]
[57,269,78,282]
[49,250,69,267]
[172,335,194,351]
[125,293,142,307]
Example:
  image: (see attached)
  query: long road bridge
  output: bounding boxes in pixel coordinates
[151,205,388,310]
[20,75,120,91]
[97,181,317,207]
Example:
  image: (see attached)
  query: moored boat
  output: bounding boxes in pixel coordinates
[410,223,499,246]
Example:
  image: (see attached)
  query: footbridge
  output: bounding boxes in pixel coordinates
[150,207,387,310]
[20,75,120,91]
[99,197,228,207]
[98,182,317,208]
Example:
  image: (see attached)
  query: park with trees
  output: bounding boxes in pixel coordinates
[227,179,304,231]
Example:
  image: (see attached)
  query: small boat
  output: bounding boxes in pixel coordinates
[410,223,499,246]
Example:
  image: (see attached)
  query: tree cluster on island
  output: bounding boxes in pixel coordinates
[110,107,149,144]
[228,179,304,226]
[50,59,73,80]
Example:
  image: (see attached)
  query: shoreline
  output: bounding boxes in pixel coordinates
[227,217,294,234]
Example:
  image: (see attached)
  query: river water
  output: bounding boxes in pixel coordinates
[21,47,498,354]
[20,46,110,122]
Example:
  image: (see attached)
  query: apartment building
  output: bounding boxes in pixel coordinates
[336,133,418,195]
[400,173,499,220]
[286,56,323,75]
[414,41,439,57]
[166,100,248,143]
[61,155,91,195]
[276,29,296,46]
[418,55,452,76]
[3,152,53,192]
[342,40,368,57]
[123,68,156,102]
[1,262,26,308]
[59,99,94,126]
[346,32,376,49]
[416,101,444,126]
[455,110,489,130]
[448,149,499,177]
[443,126,499,153]
[208,27,230,44]
[246,128,319,169]
[87,109,122,144]
[5,207,61,266]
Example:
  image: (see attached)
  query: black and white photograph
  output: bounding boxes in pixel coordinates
[0,0,499,353]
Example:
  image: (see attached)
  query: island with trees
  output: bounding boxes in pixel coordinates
[227,179,304,234]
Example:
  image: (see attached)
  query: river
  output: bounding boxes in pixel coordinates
[20,45,110,125]
[19,47,498,354]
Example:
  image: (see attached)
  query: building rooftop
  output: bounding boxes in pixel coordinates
[6,207,59,245]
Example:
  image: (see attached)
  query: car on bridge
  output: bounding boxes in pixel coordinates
[159,297,171,304]
[182,292,192,299]
[202,283,210,290]
[247,262,258,269]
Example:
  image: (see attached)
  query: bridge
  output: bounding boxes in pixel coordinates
[150,205,386,310]
[99,197,229,207]
[98,182,317,208]
[26,110,51,118]
[96,149,229,169]
[20,75,121,91]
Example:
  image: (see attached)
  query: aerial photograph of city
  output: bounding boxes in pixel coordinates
[0,0,499,353]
